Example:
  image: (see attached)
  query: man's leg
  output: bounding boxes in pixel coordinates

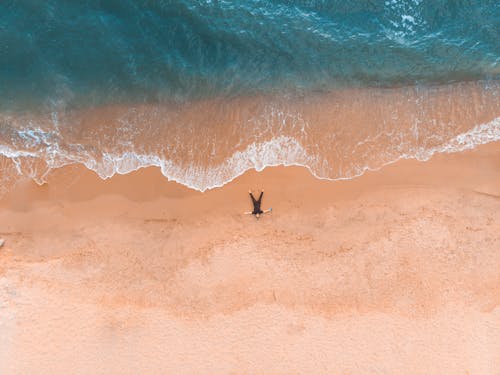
[257,191,264,204]
[249,192,257,205]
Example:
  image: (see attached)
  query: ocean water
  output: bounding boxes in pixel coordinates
[0,0,499,193]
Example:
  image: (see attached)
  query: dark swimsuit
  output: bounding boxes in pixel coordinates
[249,192,264,215]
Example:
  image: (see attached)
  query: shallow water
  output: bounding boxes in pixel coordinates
[0,82,498,193]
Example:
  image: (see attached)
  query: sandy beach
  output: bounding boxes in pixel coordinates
[2,1,499,373]
[0,142,499,374]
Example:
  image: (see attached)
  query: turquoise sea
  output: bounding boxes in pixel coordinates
[0,0,499,192]
[1,0,499,109]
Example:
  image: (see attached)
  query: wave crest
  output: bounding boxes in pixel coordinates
[0,118,498,194]
[0,83,498,195]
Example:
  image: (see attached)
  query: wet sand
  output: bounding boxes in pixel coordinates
[0,142,499,374]
[1,81,498,193]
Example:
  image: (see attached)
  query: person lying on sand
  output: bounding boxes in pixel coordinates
[244,190,272,219]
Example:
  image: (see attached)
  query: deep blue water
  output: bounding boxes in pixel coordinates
[0,0,499,109]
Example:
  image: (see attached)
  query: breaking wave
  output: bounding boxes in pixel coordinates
[0,82,498,194]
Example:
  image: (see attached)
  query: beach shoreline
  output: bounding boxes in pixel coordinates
[1,81,498,194]
[0,142,499,374]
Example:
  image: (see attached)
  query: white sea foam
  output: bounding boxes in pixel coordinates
[426,118,500,156]
[90,116,500,191]
[0,117,499,193]
[85,135,316,191]
[349,117,500,178]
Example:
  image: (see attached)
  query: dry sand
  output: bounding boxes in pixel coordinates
[0,142,499,374]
